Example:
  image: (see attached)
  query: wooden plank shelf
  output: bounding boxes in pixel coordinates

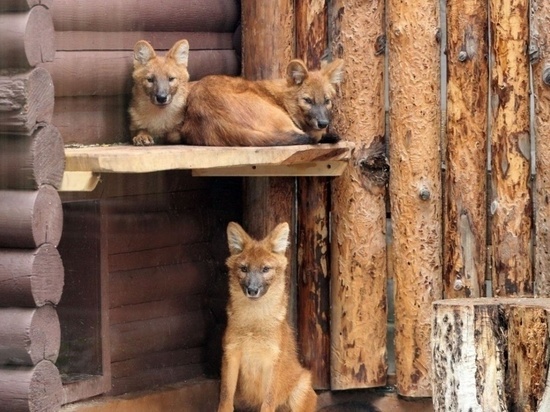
[60,142,355,191]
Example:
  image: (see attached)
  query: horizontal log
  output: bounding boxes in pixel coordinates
[0,185,62,248]
[0,243,63,307]
[41,49,240,97]
[0,305,60,366]
[0,125,64,190]
[0,1,53,12]
[0,67,54,135]
[110,261,211,308]
[51,0,240,32]
[0,360,62,411]
[0,7,55,68]
[110,311,208,362]
[53,95,129,145]
[55,31,235,52]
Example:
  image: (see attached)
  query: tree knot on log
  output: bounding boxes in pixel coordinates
[356,135,389,188]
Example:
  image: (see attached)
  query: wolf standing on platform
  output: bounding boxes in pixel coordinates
[218,222,317,412]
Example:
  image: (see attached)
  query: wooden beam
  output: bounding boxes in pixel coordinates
[0,186,63,248]
[0,68,54,135]
[0,305,60,366]
[0,360,63,411]
[532,0,550,296]
[51,0,240,32]
[192,161,347,177]
[0,7,55,68]
[329,0,388,390]
[59,172,101,192]
[387,0,442,397]
[0,244,63,307]
[489,0,532,296]
[63,142,353,174]
[0,124,64,190]
[444,0,488,298]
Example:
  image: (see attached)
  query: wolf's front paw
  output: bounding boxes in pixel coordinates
[133,132,155,146]
[320,132,341,144]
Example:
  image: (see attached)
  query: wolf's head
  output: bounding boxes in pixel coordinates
[132,39,190,107]
[285,58,344,141]
[225,222,289,300]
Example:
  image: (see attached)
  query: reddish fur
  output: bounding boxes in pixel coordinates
[182,59,344,146]
[129,39,190,145]
[219,222,317,412]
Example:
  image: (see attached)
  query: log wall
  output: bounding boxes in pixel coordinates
[42,0,241,145]
[0,1,63,411]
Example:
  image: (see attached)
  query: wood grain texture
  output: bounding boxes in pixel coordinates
[0,7,55,68]
[0,244,63,307]
[0,360,63,412]
[432,298,550,412]
[63,142,354,174]
[327,0,387,391]
[532,0,550,297]
[296,0,331,389]
[489,0,532,296]
[0,67,54,135]
[387,0,442,396]
[0,305,60,366]
[0,124,64,190]
[0,185,62,248]
[51,0,240,32]
[444,0,488,298]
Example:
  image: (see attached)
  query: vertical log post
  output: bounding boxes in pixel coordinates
[240,1,297,319]
[444,0,488,298]
[295,0,331,389]
[387,0,442,396]
[489,0,532,296]
[532,0,550,296]
[328,0,388,389]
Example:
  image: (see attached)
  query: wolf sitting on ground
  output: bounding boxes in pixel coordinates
[128,39,190,146]
[181,59,344,146]
[218,222,317,412]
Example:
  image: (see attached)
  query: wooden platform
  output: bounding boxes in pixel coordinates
[60,142,355,191]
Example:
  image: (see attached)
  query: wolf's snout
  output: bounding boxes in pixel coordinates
[245,286,262,298]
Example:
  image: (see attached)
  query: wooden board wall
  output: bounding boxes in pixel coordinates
[60,172,243,397]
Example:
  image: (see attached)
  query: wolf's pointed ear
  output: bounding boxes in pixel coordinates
[287,60,308,86]
[167,39,189,66]
[268,222,290,254]
[322,59,344,86]
[134,40,156,66]
[227,222,251,255]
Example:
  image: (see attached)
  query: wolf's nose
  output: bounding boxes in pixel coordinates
[318,119,329,128]
[156,94,168,104]
[246,286,261,298]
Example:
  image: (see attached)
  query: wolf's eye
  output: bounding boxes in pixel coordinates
[303,97,313,105]
[146,77,154,84]
[262,266,271,273]
[324,98,331,105]
[168,76,176,82]
[240,265,248,273]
